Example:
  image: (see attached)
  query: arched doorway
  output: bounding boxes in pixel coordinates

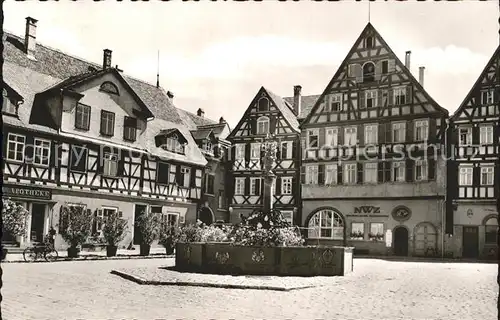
[393,226,409,256]
[199,207,214,225]
[414,222,438,256]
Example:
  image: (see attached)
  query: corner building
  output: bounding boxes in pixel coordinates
[299,23,449,256]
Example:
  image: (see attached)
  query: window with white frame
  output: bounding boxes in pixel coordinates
[481,89,494,105]
[394,87,406,105]
[344,127,358,146]
[480,166,494,185]
[235,178,245,195]
[305,165,318,185]
[459,127,473,146]
[308,129,319,149]
[235,144,245,160]
[330,94,342,112]
[364,162,378,183]
[369,223,384,241]
[33,138,50,166]
[350,222,364,240]
[280,141,290,159]
[103,153,119,176]
[366,90,377,108]
[415,160,428,181]
[392,122,406,143]
[96,207,119,235]
[281,177,293,195]
[180,167,191,188]
[280,210,294,225]
[7,133,25,162]
[414,120,429,141]
[307,209,344,239]
[250,143,261,159]
[364,124,378,145]
[325,164,338,185]
[392,161,405,182]
[75,103,91,131]
[161,212,179,231]
[344,163,357,184]
[325,128,339,147]
[250,177,261,195]
[257,116,270,135]
[459,166,473,186]
[480,126,494,145]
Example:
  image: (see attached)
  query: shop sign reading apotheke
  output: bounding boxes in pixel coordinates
[2,185,52,200]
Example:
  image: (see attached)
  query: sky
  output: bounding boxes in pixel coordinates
[4,1,499,128]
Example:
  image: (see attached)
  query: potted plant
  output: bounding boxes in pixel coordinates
[159,224,179,255]
[1,199,29,260]
[58,204,93,258]
[101,211,128,257]
[135,211,160,256]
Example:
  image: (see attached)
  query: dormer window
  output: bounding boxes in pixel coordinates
[2,90,17,116]
[257,116,270,135]
[362,62,375,82]
[156,130,187,155]
[258,97,269,112]
[365,36,374,49]
[204,140,213,153]
[100,82,119,95]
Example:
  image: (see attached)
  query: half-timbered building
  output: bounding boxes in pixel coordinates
[226,87,300,224]
[2,17,218,250]
[447,45,500,260]
[299,23,449,257]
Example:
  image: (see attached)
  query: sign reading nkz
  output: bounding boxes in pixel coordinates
[353,206,381,214]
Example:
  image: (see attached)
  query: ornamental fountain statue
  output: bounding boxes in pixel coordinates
[261,133,278,214]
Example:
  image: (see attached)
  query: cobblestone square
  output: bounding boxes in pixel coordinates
[2,258,497,319]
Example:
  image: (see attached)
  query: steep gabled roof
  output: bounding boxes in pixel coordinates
[264,87,300,131]
[451,44,500,121]
[283,94,321,119]
[190,128,215,141]
[301,22,448,126]
[177,108,218,130]
[4,32,182,123]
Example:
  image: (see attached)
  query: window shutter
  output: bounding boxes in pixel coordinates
[230,145,235,161]
[472,166,480,186]
[338,129,344,146]
[250,118,257,135]
[117,150,125,176]
[318,164,325,185]
[388,59,395,73]
[318,128,326,150]
[384,161,391,182]
[358,91,366,109]
[429,118,437,143]
[377,123,384,145]
[100,110,106,135]
[244,178,250,196]
[348,64,355,78]
[428,159,436,180]
[388,89,394,106]
[378,162,384,183]
[291,140,298,159]
[406,159,414,182]
[25,136,34,162]
[256,178,262,195]
[406,86,413,104]
[300,166,306,184]
[244,143,250,162]
[375,61,382,81]
[377,89,383,107]
[385,122,392,144]
[472,126,479,145]
[355,64,363,82]
[291,177,297,195]
[190,168,196,188]
[337,164,343,185]
[270,116,277,134]
[92,209,98,235]
[406,120,414,143]
[357,162,363,184]
[175,165,182,185]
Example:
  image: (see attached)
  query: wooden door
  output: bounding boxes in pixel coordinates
[462,226,479,258]
[30,203,46,243]
[414,223,438,256]
[393,227,409,256]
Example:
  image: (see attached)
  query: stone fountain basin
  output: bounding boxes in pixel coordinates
[175,242,354,277]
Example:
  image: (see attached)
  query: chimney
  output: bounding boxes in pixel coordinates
[167,91,174,99]
[419,66,425,87]
[103,49,112,69]
[293,85,302,116]
[405,51,411,70]
[24,17,38,56]
[197,108,205,117]
[219,117,226,124]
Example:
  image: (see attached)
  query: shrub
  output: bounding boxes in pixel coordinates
[59,204,94,247]
[2,199,29,237]
[159,225,181,248]
[136,212,161,245]
[101,211,128,246]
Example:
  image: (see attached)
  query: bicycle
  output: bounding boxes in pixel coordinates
[23,236,59,262]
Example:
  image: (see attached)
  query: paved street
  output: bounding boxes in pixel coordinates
[2,258,497,320]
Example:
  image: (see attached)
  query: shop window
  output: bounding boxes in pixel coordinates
[369,223,384,241]
[485,217,498,244]
[350,222,365,240]
[307,209,344,240]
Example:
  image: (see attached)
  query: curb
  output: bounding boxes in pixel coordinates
[1,254,174,263]
[355,256,498,264]
[110,270,317,292]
